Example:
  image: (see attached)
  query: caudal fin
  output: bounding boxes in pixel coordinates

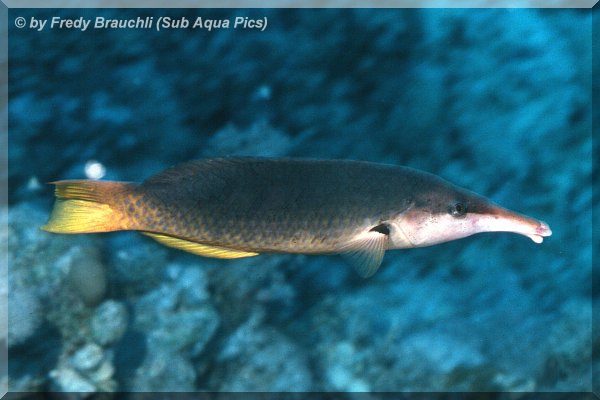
[42,180,133,234]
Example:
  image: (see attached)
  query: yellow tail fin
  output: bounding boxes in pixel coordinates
[42,180,132,234]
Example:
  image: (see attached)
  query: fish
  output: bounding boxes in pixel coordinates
[42,157,552,277]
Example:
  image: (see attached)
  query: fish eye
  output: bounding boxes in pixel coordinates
[449,202,467,218]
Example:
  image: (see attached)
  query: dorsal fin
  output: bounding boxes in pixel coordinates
[142,232,258,259]
[142,158,257,186]
[142,160,213,186]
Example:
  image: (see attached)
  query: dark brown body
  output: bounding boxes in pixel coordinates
[43,157,552,277]
[121,158,441,253]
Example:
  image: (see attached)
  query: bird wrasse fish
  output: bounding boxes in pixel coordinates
[42,158,552,277]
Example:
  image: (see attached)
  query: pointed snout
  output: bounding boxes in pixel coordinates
[473,203,552,244]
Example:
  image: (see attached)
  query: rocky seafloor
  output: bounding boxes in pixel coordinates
[6,8,596,395]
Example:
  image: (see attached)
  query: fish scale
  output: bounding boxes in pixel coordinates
[132,159,383,252]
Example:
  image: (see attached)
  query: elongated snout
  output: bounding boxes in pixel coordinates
[474,204,552,243]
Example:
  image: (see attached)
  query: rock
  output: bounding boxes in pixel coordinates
[123,264,219,391]
[302,272,557,391]
[208,255,299,329]
[7,286,41,347]
[49,367,95,395]
[8,203,106,311]
[106,233,169,297]
[65,246,107,306]
[130,349,196,392]
[60,343,117,393]
[70,343,104,373]
[400,332,484,375]
[8,204,80,297]
[87,359,115,386]
[325,342,370,392]
[90,300,128,346]
[538,298,592,391]
[7,204,108,391]
[8,323,62,393]
[134,264,219,357]
[210,310,313,391]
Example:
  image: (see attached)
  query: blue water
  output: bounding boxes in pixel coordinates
[7,8,594,393]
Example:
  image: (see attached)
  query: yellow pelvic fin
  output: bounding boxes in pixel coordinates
[142,232,259,259]
[42,199,116,233]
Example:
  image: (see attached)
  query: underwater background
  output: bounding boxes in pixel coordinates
[6,8,594,394]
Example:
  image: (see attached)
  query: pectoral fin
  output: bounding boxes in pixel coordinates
[142,232,259,259]
[341,224,389,278]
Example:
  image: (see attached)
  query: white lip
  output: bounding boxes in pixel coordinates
[529,221,552,243]
[528,234,544,244]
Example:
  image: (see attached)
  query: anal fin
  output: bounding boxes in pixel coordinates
[142,232,259,259]
[341,226,389,278]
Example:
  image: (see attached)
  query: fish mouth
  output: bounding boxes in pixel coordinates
[528,220,552,243]
[475,205,552,244]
